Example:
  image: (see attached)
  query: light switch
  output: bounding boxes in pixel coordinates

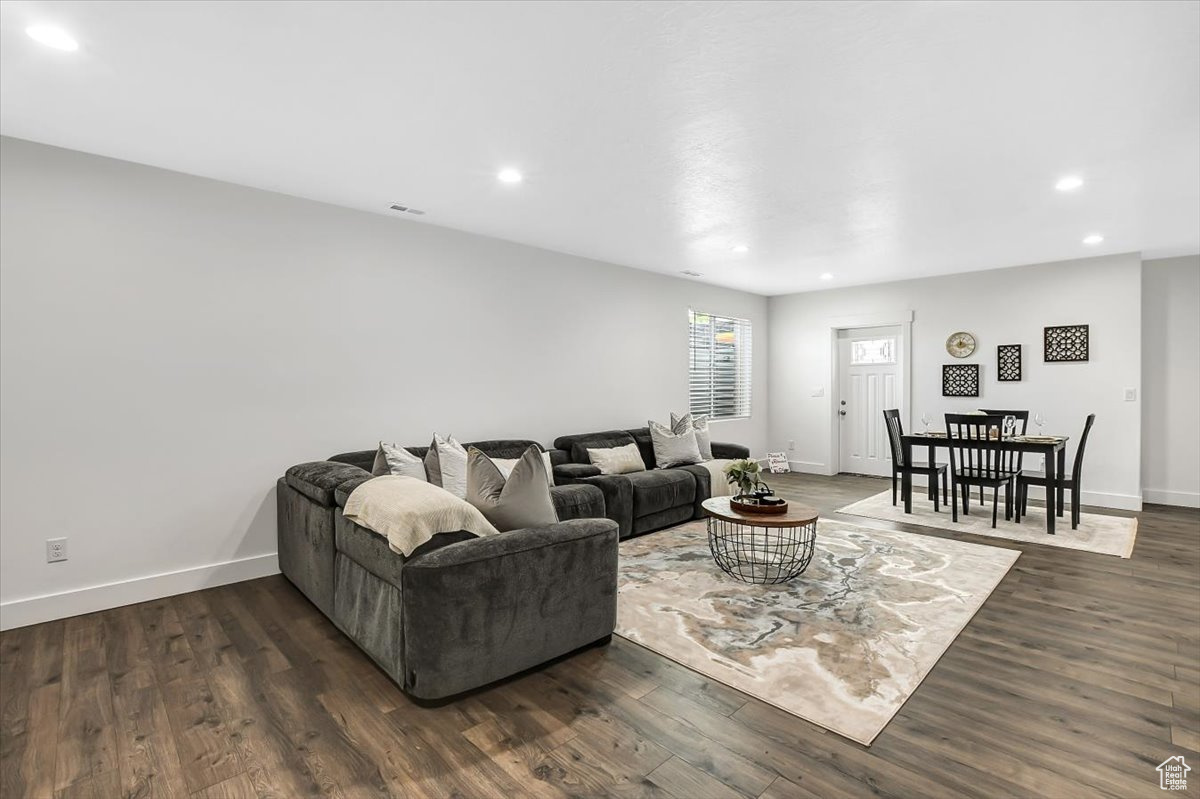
[1124,388,1137,402]
[811,386,825,398]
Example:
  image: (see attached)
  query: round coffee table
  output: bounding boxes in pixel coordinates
[701,496,819,584]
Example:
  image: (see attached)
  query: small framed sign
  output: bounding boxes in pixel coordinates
[766,452,791,474]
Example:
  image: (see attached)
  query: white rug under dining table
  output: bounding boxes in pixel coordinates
[838,490,1138,558]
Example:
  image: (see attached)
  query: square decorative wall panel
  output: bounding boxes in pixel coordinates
[1044,324,1089,362]
[942,364,980,397]
[997,344,1022,381]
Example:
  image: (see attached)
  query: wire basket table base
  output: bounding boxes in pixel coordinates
[707,516,817,584]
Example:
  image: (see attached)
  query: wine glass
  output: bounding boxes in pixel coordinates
[920,412,932,432]
[1033,413,1046,436]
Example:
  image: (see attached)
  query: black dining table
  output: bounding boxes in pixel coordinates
[900,432,1070,534]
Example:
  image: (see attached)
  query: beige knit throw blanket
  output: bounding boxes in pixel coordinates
[342,475,498,557]
[698,459,734,498]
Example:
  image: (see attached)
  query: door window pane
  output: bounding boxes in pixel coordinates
[851,338,895,365]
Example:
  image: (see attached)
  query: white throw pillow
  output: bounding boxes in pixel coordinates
[587,443,646,475]
[371,442,428,480]
[648,419,703,468]
[424,434,469,498]
[490,451,555,487]
[670,411,714,460]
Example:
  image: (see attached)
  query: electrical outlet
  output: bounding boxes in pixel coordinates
[788,440,796,450]
[1123,388,1137,402]
[46,538,67,563]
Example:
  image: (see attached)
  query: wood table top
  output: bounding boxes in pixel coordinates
[701,496,819,527]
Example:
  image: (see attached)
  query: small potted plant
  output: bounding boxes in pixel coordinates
[724,458,762,499]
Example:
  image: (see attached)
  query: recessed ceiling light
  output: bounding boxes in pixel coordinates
[26,25,78,51]
[731,245,749,254]
[1082,234,1104,245]
[819,273,834,281]
[1055,176,1084,192]
[497,168,523,184]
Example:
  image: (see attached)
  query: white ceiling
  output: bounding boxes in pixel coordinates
[2,1,1197,295]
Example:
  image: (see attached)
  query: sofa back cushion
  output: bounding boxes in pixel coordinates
[331,439,544,473]
[624,428,657,469]
[465,439,546,459]
[553,430,638,464]
[329,449,392,472]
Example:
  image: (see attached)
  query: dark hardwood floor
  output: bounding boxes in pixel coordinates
[2,473,1198,798]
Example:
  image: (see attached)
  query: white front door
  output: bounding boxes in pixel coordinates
[837,326,902,477]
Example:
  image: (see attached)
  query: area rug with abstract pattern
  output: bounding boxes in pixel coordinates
[615,518,1019,745]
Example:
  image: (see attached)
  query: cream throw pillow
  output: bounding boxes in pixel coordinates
[670,411,714,460]
[587,443,646,475]
[371,442,428,480]
[465,446,558,532]
[490,451,555,487]
[424,434,469,498]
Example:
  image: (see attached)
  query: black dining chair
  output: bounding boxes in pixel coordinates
[944,413,1019,528]
[1017,414,1096,530]
[883,409,948,510]
[977,409,1030,504]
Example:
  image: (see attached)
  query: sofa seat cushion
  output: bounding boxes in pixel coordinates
[626,469,695,517]
[286,461,372,506]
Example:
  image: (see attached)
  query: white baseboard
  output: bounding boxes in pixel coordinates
[0,553,280,631]
[788,460,831,475]
[1142,488,1200,508]
[1017,487,1143,511]
[790,468,1146,512]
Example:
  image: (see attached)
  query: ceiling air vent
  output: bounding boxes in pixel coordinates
[680,270,702,277]
[389,203,426,216]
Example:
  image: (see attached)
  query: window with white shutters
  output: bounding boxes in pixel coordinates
[688,310,752,420]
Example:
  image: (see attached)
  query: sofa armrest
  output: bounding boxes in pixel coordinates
[550,483,605,521]
[400,518,619,698]
[554,462,602,482]
[285,461,372,506]
[579,474,634,538]
[711,442,750,460]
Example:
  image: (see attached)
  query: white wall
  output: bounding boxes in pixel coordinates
[0,137,768,628]
[1141,255,1200,508]
[768,254,1144,509]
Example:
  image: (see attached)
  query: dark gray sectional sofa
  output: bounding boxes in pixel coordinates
[552,427,750,538]
[278,439,617,700]
[277,430,749,700]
